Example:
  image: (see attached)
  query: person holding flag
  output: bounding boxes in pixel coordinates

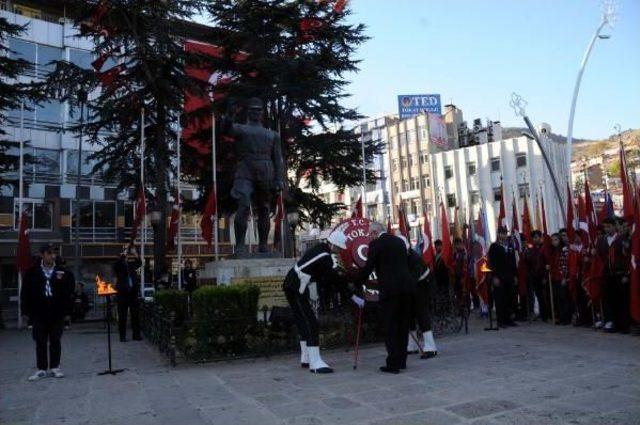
[488,226,518,327]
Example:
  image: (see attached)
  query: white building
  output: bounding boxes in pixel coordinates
[430,123,569,241]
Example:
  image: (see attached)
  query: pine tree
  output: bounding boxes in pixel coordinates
[185,0,381,228]
[43,0,208,280]
[0,18,40,188]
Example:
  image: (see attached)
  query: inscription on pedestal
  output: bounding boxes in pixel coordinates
[231,276,287,308]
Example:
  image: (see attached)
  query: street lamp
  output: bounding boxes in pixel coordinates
[566,0,617,187]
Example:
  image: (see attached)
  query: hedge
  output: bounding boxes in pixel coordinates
[153,289,188,326]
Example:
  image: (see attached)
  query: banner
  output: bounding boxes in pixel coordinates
[397,94,441,119]
[428,113,448,149]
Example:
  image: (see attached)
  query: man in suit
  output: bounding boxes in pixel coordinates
[359,224,415,374]
[21,243,74,381]
[488,227,518,327]
[114,246,143,342]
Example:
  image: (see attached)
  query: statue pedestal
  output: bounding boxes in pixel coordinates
[201,257,296,309]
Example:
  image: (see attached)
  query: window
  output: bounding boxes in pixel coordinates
[72,201,116,228]
[394,182,400,194]
[35,99,62,123]
[392,158,398,171]
[14,200,53,231]
[37,44,63,76]
[470,191,480,205]
[419,125,428,141]
[493,188,502,202]
[491,157,500,172]
[69,49,93,70]
[518,183,529,198]
[8,38,63,78]
[34,148,60,178]
[124,202,134,228]
[66,150,93,176]
[402,179,409,191]
[516,153,527,168]
[9,38,36,76]
[401,157,408,168]
[409,154,416,167]
[446,194,456,208]
[408,129,416,142]
[422,176,430,188]
[444,165,453,179]
[420,152,429,164]
[467,162,476,176]
[411,177,419,190]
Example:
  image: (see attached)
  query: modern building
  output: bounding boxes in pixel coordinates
[0,1,224,322]
[430,123,568,241]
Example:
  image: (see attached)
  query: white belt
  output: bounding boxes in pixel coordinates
[294,252,329,295]
[418,267,431,282]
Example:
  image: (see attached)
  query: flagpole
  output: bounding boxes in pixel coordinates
[177,127,182,290]
[360,128,366,219]
[212,113,219,261]
[140,108,146,297]
[17,102,24,329]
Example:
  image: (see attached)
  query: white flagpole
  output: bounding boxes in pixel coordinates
[212,114,219,261]
[17,101,24,329]
[249,205,254,253]
[177,127,182,290]
[140,108,146,297]
[360,128,366,218]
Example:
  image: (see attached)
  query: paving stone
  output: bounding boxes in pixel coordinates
[445,398,521,419]
[321,396,361,409]
[368,408,462,425]
[376,394,447,415]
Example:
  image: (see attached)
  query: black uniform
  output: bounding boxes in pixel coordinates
[114,256,142,341]
[408,250,432,333]
[359,233,415,371]
[21,263,74,370]
[433,253,451,300]
[183,267,198,293]
[282,242,349,346]
[488,240,518,326]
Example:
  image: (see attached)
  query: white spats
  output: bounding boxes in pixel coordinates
[407,331,419,354]
[300,341,309,367]
[307,346,333,374]
[422,331,438,353]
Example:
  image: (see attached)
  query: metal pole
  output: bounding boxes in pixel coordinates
[212,113,219,261]
[360,126,366,218]
[566,19,609,189]
[176,127,182,290]
[140,108,145,297]
[74,91,86,286]
[17,102,24,329]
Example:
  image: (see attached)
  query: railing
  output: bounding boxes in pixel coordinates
[77,227,117,242]
[64,173,117,187]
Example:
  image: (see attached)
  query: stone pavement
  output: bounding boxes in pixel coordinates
[1,319,639,425]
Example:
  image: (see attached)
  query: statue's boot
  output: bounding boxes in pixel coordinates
[234,210,248,255]
[257,208,271,253]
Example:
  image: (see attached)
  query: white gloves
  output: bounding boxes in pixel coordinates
[351,295,365,308]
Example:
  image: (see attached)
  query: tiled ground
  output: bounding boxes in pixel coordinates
[1,318,639,425]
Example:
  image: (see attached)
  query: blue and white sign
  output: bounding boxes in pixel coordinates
[397,94,441,119]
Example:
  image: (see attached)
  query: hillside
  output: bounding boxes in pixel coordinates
[500,127,593,145]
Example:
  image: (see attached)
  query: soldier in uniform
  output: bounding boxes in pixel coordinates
[282,232,364,374]
[222,98,284,254]
[407,249,438,359]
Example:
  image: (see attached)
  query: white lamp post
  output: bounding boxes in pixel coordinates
[566,0,617,187]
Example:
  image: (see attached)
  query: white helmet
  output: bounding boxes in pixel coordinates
[327,231,347,249]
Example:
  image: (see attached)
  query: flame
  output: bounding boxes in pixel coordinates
[96,274,117,296]
[480,263,493,273]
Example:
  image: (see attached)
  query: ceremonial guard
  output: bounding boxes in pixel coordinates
[407,249,438,359]
[21,243,74,381]
[359,225,415,373]
[282,233,364,373]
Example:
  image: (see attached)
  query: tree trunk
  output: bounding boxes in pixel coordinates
[153,101,168,282]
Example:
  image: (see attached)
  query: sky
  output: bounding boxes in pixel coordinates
[342,0,640,139]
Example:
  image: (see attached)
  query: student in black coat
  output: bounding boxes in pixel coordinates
[488,227,518,327]
[282,234,363,374]
[21,243,74,381]
[359,225,415,374]
[114,246,143,342]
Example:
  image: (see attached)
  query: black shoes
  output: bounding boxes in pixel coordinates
[301,362,309,369]
[420,351,437,359]
[379,366,400,374]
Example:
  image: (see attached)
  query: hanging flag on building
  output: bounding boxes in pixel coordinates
[200,188,217,246]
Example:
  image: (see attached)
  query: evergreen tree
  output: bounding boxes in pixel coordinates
[184,0,381,228]
[43,0,208,280]
[0,18,39,188]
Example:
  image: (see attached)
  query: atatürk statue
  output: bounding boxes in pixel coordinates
[223,98,283,254]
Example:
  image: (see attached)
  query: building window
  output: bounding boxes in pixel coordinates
[66,150,93,176]
[518,183,529,198]
[409,154,417,167]
[72,201,116,228]
[34,148,60,180]
[516,153,527,168]
[402,180,409,191]
[408,129,416,142]
[467,162,476,176]
[411,177,419,190]
[446,194,456,208]
[401,157,408,168]
[37,44,63,76]
[422,176,430,188]
[419,125,428,141]
[470,191,480,205]
[124,202,134,228]
[69,48,93,70]
[420,152,429,164]
[491,157,500,172]
[394,182,400,194]
[9,38,36,76]
[493,187,502,202]
[392,158,398,171]
[14,200,53,231]
[444,165,453,179]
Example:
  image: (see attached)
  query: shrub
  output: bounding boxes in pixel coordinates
[154,289,188,326]
[189,284,260,358]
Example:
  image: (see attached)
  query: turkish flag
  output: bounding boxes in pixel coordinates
[421,213,434,268]
[167,190,181,250]
[440,202,453,269]
[620,141,634,223]
[200,188,217,247]
[522,195,532,243]
[16,211,31,273]
[398,205,409,239]
[566,184,576,244]
[352,196,363,219]
[273,193,285,250]
[386,217,392,234]
[630,187,640,323]
[497,184,507,230]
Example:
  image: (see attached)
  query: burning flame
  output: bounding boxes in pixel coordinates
[480,263,492,273]
[96,274,117,296]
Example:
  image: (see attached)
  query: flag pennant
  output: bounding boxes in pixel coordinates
[630,187,640,323]
[522,194,533,244]
[497,184,507,230]
[584,178,597,245]
[200,188,217,246]
[567,184,576,244]
[440,202,453,269]
[421,212,435,267]
[398,205,409,238]
[619,140,634,223]
[352,196,363,218]
[167,190,181,250]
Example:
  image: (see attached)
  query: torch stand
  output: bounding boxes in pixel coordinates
[98,294,125,376]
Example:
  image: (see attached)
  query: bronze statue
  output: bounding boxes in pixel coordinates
[223,98,283,254]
